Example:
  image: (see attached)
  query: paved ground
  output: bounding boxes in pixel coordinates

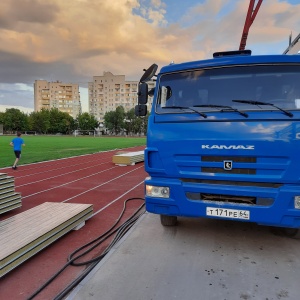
[68,213,300,300]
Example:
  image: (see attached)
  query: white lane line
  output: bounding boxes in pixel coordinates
[14,158,112,179]
[0,146,144,171]
[17,160,113,187]
[22,165,143,199]
[90,181,144,216]
[21,165,118,199]
[62,169,144,203]
[0,152,95,171]
[0,152,100,172]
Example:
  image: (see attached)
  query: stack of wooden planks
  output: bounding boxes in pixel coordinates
[0,173,22,214]
[112,150,144,166]
[0,202,93,277]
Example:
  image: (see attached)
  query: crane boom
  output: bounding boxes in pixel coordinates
[239,0,263,50]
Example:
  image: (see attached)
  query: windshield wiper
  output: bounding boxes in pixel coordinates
[232,100,293,118]
[194,104,248,118]
[161,106,207,118]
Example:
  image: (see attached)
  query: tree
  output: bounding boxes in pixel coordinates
[29,108,77,134]
[103,111,115,134]
[142,112,150,135]
[77,112,99,131]
[0,112,4,126]
[62,114,76,134]
[48,108,76,134]
[103,106,148,136]
[29,109,51,134]
[2,108,29,132]
[124,108,144,136]
[115,106,125,134]
[131,112,149,136]
[49,108,63,134]
[104,106,125,135]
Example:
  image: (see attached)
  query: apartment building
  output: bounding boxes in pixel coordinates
[34,80,81,118]
[88,72,155,122]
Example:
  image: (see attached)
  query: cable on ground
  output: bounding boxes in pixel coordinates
[27,197,145,300]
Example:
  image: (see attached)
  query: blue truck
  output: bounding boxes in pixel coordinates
[135,50,300,236]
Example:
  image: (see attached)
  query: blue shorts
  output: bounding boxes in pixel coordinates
[14,151,21,158]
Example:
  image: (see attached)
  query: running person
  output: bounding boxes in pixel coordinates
[10,132,25,170]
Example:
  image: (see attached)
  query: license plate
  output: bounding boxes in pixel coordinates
[206,207,250,220]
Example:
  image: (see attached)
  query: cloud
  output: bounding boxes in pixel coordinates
[0,50,82,84]
[0,104,34,114]
[0,0,59,28]
[0,0,300,110]
[0,82,34,107]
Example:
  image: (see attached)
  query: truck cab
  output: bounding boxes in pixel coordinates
[136,50,300,235]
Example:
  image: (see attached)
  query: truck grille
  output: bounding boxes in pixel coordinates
[201,167,255,174]
[202,156,256,163]
[181,179,282,188]
[201,156,256,175]
[186,192,274,206]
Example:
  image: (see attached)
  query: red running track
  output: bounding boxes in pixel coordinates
[0,146,147,300]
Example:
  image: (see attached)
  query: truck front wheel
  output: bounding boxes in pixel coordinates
[281,228,300,239]
[160,215,177,226]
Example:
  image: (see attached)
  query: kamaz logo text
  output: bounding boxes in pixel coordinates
[202,145,255,150]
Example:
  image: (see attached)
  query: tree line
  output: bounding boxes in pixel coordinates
[0,106,148,135]
[104,106,149,136]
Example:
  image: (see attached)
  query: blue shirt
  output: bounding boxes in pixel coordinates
[12,137,24,151]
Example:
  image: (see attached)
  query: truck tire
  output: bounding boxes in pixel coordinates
[160,215,177,226]
[281,228,300,239]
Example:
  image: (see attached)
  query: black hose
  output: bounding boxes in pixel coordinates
[54,209,145,300]
[68,198,145,266]
[27,197,145,300]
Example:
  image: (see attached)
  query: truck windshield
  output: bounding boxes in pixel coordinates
[156,65,300,113]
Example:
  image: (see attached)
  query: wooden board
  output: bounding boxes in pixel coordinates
[0,202,93,277]
[0,193,22,214]
[112,150,144,166]
[0,173,22,214]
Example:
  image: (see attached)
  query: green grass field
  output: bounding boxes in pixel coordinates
[0,135,146,168]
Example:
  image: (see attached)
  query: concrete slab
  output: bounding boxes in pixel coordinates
[1,202,93,277]
[112,150,144,166]
[67,213,300,300]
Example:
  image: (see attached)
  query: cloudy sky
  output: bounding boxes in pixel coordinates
[0,0,299,113]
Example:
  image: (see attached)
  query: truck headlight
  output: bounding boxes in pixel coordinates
[146,185,170,198]
[294,196,300,209]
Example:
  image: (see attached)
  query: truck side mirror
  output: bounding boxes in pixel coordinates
[148,87,155,97]
[135,104,147,116]
[138,82,148,104]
